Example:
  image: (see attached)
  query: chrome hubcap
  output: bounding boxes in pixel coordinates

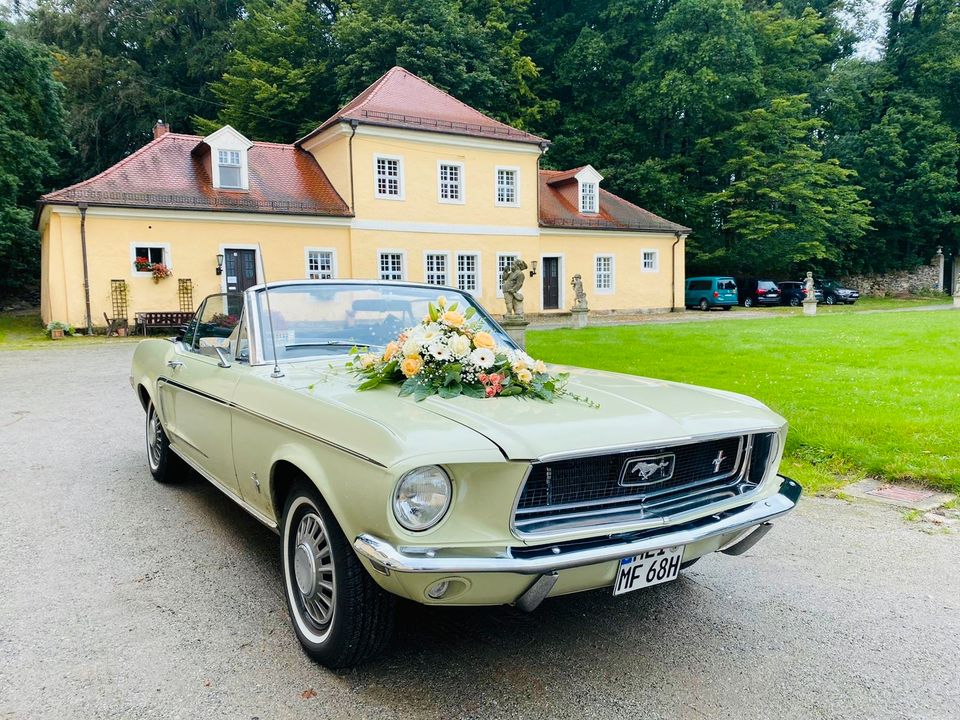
[293,512,335,627]
[148,409,163,468]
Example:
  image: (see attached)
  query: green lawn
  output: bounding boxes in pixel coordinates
[528,308,960,494]
[0,313,139,350]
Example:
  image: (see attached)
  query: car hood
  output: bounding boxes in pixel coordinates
[285,363,785,461]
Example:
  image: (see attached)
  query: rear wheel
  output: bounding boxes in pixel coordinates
[789,296,801,307]
[281,483,395,668]
[145,401,186,483]
[699,299,709,311]
[825,294,836,305]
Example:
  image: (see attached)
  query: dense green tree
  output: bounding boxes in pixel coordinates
[0,21,71,298]
[701,95,871,275]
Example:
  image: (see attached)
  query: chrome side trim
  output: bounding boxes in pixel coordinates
[169,445,279,532]
[353,477,801,575]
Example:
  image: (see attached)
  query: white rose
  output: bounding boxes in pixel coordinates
[469,347,495,369]
[402,337,422,357]
[448,334,471,358]
[359,353,377,368]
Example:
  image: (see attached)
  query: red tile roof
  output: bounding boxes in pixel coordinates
[539,170,690,233]
[40,133,351,216]
[298,66,546,146]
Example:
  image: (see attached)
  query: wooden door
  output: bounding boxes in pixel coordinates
[224,249,258,292]
[542,257,560,310]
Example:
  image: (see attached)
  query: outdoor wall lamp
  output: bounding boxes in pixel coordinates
[529,260,538,277]
[215,253,224,275]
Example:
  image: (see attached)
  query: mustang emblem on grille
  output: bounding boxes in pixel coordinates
[619,453,676,486]
[711,450,726,473]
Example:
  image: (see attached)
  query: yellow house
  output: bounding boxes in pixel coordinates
[36,67,689,329]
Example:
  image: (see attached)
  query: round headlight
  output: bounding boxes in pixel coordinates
[393,465,452,531]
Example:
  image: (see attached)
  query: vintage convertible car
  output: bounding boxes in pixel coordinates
[131,280,801,667]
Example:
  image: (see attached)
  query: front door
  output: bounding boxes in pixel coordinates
[224,249,258,292]
[542,257,560,310]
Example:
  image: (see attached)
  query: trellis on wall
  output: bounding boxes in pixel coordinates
[110,280,129,320]
[178,278,194,312]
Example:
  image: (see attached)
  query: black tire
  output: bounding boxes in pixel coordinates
[743,297,754,308]
[281,483,395,668]
[789,296,801,307]
[146,401,186,483]
[825,294,835,305]
[699,298,709,311]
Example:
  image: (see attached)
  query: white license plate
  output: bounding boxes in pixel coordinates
[612,546,684,596]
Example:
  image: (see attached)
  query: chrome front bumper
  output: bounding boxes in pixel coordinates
[354,477,802,576]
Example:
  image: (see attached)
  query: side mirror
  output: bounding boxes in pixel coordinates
[214,346,232,369]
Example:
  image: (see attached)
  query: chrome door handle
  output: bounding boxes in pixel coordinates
[167,360,183,369]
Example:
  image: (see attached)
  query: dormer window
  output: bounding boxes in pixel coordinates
[196,125,253,191]
[580,182,597,213]
[218,150,242,189]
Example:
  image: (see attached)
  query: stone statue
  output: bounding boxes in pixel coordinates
[501,259,528,317]
[804,271,816,300]
[571,274,588,310]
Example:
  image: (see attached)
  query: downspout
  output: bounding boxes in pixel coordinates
[79,202,93,334]
[671,231,683,312]
[537,141,549,228]
[348,119,359,215]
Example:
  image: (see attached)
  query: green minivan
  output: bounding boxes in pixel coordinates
[685,276,738,310]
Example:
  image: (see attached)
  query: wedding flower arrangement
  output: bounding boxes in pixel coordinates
[348,296,594,405]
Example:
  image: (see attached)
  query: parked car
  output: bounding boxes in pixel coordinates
[814,278,860,305]
[131,280,801,667]
[735,278,782,308]
[685,276,738,310]
[778,281,824,306]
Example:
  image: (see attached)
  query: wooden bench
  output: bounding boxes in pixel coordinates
[135,311,195,336]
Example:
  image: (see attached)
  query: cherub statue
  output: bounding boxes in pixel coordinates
[804,271,816,300]
[502,259,528,317]
[571,274,588,310]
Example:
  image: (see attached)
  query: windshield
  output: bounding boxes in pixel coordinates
[254,283,516,362]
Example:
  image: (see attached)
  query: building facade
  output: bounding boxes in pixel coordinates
[37,67,689,328]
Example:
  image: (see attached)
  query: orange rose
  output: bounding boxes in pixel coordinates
[401,355,423,377]
[473,331,495,349]
[383,341,399,361]
[442,310,464,327]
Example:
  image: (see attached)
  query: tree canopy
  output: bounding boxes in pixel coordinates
[3,0,960,299]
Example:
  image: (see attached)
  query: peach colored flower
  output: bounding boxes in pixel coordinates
[516,368,533,384]
[383,341,399,361]
[473,331,495,349]
[401,356,423,378]
[437,295,447,307]
[511,360,527,373]
[533,360,547,374]
[442,310,464,327]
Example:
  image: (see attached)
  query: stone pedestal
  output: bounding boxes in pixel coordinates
[954,292,960,309]
[571,307,589,329]
[500,316,529,349]
[803,297,818,316]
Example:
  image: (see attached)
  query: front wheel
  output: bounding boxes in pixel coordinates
[825,295,836,305]
[282,484,395,668]
[743,297,754,308]
[146,401,186,483]
[789,296,801,307]
[699,299,709,311]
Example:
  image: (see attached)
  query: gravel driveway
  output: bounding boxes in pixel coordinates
[1,343,957,720]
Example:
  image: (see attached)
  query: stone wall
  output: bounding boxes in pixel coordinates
[842,254,948,296]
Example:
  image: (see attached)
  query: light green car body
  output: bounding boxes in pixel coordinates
[131,283,799,609]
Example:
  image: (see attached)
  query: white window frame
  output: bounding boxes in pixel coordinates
[423,251,451,286]
[594,254,615,294]
[217,149,243,189]
[304,248,337,280]
[642,249,660,272]
[437,161,465,204]
[580,181,598,214]
[495,166,520,207]
[496,253,520,298]
[374,154,405,200]
[455,252,482,295]
[377,250,406,281]
[130,243,172,277]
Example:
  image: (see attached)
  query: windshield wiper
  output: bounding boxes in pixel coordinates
[284,341,382,349]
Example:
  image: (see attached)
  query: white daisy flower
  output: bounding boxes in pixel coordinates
[430,343,452,361]
[469,347,495,369]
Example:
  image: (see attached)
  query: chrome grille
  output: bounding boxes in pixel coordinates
[513,433,775,536]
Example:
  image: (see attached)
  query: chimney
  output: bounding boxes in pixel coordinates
[153,120,170,140]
